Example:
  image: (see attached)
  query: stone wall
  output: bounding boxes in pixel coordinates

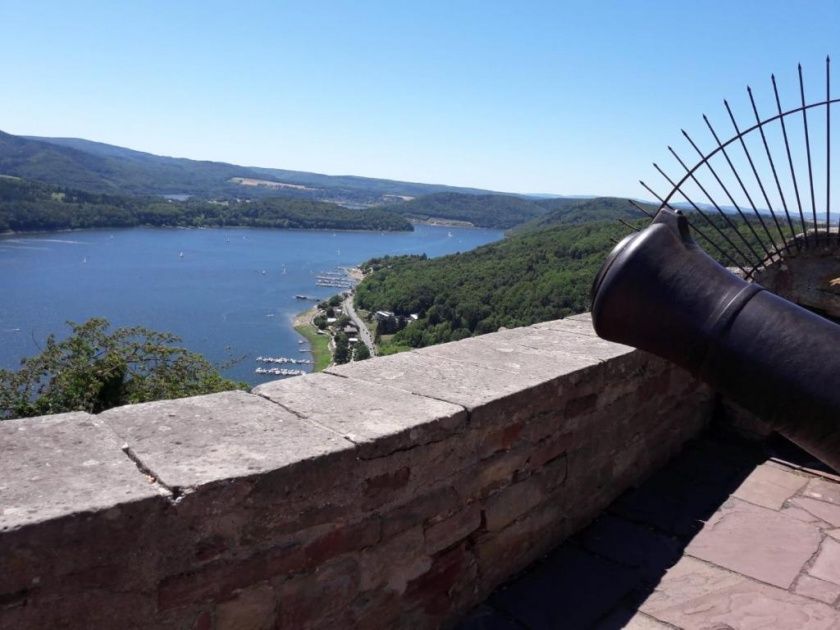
[753,236,840,321]
[0,315,712,629]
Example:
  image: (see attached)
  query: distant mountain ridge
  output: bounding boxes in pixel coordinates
[0,131,502,204]
[378,192,551,229]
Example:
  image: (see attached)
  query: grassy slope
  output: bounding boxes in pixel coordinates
[294,322,332,372]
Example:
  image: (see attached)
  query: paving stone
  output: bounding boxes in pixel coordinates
[101,390,352,489]
[610,467,733,538]
[640,556,840,629]
[575,514,683,581]
[789,497,840,527]
[253,371,467,458]
[0,412,161,530]
[795,574,840,604]
[809,538,840,586]
[456,605,522,630]
[803,477,840,505]
[781,505,833,527]
[686,498,822,589]
[488,546,639,629]
[600,609,674,629]
[732,463,809,509]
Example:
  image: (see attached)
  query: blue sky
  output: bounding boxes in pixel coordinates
[1,1,838,197]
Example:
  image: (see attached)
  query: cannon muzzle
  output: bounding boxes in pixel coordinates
[591,209,840,471]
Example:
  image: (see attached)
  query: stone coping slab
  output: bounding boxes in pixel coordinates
[0,412,161,531]
[253,372,467,459]
[326,319,617,415]
[101,390,353,491]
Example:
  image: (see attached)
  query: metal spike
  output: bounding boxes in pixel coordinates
[653,162,754,271]
[746,82,800,251]
[799,64,819,242]
[684,125,775,260]
[628,199,654,218]
[640,180,746,269]
[703,110,784,259]
[667,144,764,262]
[773,72,809,246]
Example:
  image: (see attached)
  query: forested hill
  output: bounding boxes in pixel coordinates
[513,197,659,232]
[0,176,412,232]
[0,130,497,204]
[379,192,549,228]
[354,219,644,350]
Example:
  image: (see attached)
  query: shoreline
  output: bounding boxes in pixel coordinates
[292,306,332,372]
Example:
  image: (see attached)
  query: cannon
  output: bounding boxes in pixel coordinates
[591,208,840,471]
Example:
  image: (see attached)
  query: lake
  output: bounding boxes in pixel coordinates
[0,225,502,385]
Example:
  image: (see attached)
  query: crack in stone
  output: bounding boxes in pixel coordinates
[120,444,182,503]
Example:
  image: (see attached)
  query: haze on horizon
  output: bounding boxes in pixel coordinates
[1,1,838,198]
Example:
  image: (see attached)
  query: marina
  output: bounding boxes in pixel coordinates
[256,355,312,365]
[254,367,307,376]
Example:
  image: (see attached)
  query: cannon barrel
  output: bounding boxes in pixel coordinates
[591,209,840,471]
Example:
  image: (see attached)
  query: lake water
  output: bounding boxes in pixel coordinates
[0,225,502,385]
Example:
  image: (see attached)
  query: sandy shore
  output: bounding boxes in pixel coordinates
[346,266,364,282]
[293,306,317,328]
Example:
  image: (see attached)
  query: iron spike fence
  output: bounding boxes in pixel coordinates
[633,58,839,278]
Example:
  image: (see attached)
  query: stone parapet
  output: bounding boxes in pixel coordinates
[0,315,712,628]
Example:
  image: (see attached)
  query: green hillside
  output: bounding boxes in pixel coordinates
[380,192,549,229]
[355,219,643,350]
[0,131,499,204]
[514,197,659,232]
[0,177,412,233]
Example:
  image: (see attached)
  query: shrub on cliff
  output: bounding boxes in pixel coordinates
[0,318,245,420]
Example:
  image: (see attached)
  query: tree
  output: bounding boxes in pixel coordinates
[354,344,371,361]
[0,318,245,420]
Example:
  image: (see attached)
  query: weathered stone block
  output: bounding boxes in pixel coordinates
[216,583,277,630]
[424,503,482,554]
[101,390,352,491]
[382,486,460,539]
[484,476,546,532]
[254,371,467,459]
[0,412,161,531]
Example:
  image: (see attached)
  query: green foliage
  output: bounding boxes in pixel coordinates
[354,344,371,361]
[0,318,244,420]
[328,295,343,307]
[512,197,660,233]
[333,332,350,365]
[0,176,412,233]
[356,221,634,348]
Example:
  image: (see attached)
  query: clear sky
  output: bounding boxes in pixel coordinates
[1,1,838,197]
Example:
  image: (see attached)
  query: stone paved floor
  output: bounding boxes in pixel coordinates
[460,431,840,629]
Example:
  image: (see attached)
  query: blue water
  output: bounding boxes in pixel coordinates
[0,225,502,385]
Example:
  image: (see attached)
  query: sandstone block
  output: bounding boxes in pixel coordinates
[686,498,822,589]
[424,503,482,554]
[732,463,808,510]
[640,556,840,629]
[484,477,546,532]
